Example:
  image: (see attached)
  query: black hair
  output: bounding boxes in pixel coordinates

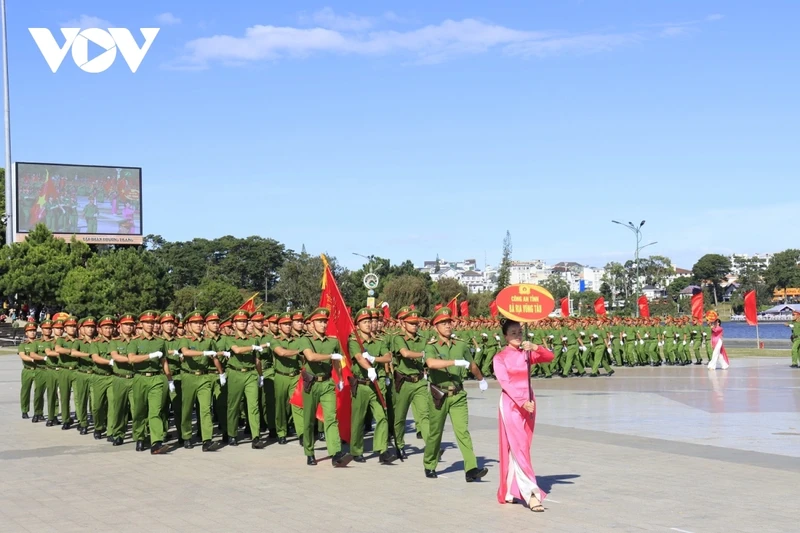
[501,318,519,336]
[714,319,722,327]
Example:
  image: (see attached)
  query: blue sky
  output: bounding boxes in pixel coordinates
[5,1,798,271]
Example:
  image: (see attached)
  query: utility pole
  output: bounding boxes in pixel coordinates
[612,220,657,317]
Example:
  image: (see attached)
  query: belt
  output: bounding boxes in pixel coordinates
[235,368,254,373]
[356,378,370,385]
[312,374,330,382]
[438,384,463,396]
[192,370,207,375]
[116,374,135,379]
[140,372,161,377]
[62,366,77,370]
[207,369,220,374]
[79,369,94,375]
[275,369,299,377]
[402,373,423,383]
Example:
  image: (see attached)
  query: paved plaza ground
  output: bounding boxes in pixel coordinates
[1,354,798,533]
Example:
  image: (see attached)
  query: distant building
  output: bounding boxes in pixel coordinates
[509,260,551,285]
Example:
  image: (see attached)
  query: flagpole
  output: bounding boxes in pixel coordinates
[1,0,13,246]
[756,322,760,349]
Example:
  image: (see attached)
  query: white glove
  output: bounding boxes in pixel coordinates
[561,347,567,353]
[478,379,488,391]
[579,331,585,336]
[367,367,377,381]
[658,341,664,347]
[494,335,500,341]
[108,359,115,367]
[337,380,344,391]
[168,381,175,393]
[453,359,471,368]
[172,349,181,356]
[607,348,612,355]
[683,341,687,346]
[528,332,535,337]
[219,373,227,386]
[148,351,163,359]
[690,340,695,345]
[644,334,650,339]
[620,341,625,346]
[561,336,567,341]
[476,347,481,353]
[258,376,264,387]
[592,334,598,339]
[362,352,375,364]
[265,342,271,347]
[385,377,391,387]
[330,353,343,361]
[673,341,677,345]
[203,350,216,357]
[222,351,231,358]
[579,346,587,352]
[481,333,488,338]
[450,333,456,338]
[251,345,263,352]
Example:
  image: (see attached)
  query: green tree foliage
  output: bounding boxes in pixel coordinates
[495,230,512,294]
[0,225,87,307]
[433,278,468,305]
[639,255,673,288]
[692,254,732,305]
[763,249,800,301]
[572,290,602,316]
[667,276,693,297]
[380,274,431,315]
[539,274,569,302]
[59,247,171,316]
[466,291,495,317]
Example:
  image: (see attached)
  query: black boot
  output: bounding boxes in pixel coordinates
[202,440,217,452]
[353,455,366,463]
[79,427,89,435]
[113,437,124,446]
[331,451,351,468]
[379,451,396,465]
[229,437,238,447]
[277,436,287,445]
[21,412,29,419]
[306,456,317,466]
[252,438,268,449]
[465,467,488,482]
[135,440,144,452]
[150,441,168,455]
[93,430,103,440]
[425,469,438,479]
[183,440,193,450]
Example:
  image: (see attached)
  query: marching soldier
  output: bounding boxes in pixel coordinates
[348,308,394,464]
[160,312,183,443]
[258,313,279,439]
[272,312,304,445]
[423,307,488,481]
[790,311,800,368]
[127,311,169,454]
[108,313,137,446]
[391,308,430,458]
[204,314,230,442]
[296,307,350,466]
[54,316,82,430]
[224,309,268,449]
[18,322,43,420]
[39,320,62,426]
[88,316,116,439]
[178,311,225,451]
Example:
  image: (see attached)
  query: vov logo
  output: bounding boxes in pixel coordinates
[28,28,160,73]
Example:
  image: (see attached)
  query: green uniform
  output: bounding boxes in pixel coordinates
[162,334,183,439]
[56,336,81,425]
[178,334,216,442]
[206,332,229,438]
[391,332,430,448]
[83,202,99,233]
[19,339,41,416]
[423,338,478,472]
[589,330,613,375]
[273,334,303,439]
[108,336,136,441]
[225,334,261,441]
[39,338,60,421]
[128,335,168,444]
[790,322,800,367]
[258,332,277,435]
[348,335,388,457]
[561,329,585,377]
[295,333,343,457]
[89,336,115,434]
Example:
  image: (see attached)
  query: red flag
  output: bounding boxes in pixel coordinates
[381,302,390,320]
[560,297,569,317]
[488,300,498,318]
[409,304,416,310]
[744,290,758,326]
[434,304,443,311]
[637,295,650,318]
[238,293,258,313]
[460,301,469,318]
[317,255,355,441]
[691,291,704,321]
[446,295,459,317]
[594,297,606,316]
[28,169,57,227]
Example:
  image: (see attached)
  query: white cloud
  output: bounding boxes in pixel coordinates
[177,17,638,68]
[660,26,688,38]
[156,12,182,26]
[61,14,112,29]
[706,14,724,22]
[299,7,373,31]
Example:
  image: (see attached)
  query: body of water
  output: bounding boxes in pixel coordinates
[721,321,793,340]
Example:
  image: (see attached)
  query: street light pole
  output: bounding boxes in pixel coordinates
[1,0,12,246]
[612,220,655,317]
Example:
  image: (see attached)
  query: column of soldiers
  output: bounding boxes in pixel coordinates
[18,306,734,476]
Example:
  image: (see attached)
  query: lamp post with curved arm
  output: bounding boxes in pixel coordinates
[612,220,657,317]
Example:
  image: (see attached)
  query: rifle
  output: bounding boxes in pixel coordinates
[352,333,403,462]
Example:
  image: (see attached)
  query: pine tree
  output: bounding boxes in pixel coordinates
[496,230,512,293]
